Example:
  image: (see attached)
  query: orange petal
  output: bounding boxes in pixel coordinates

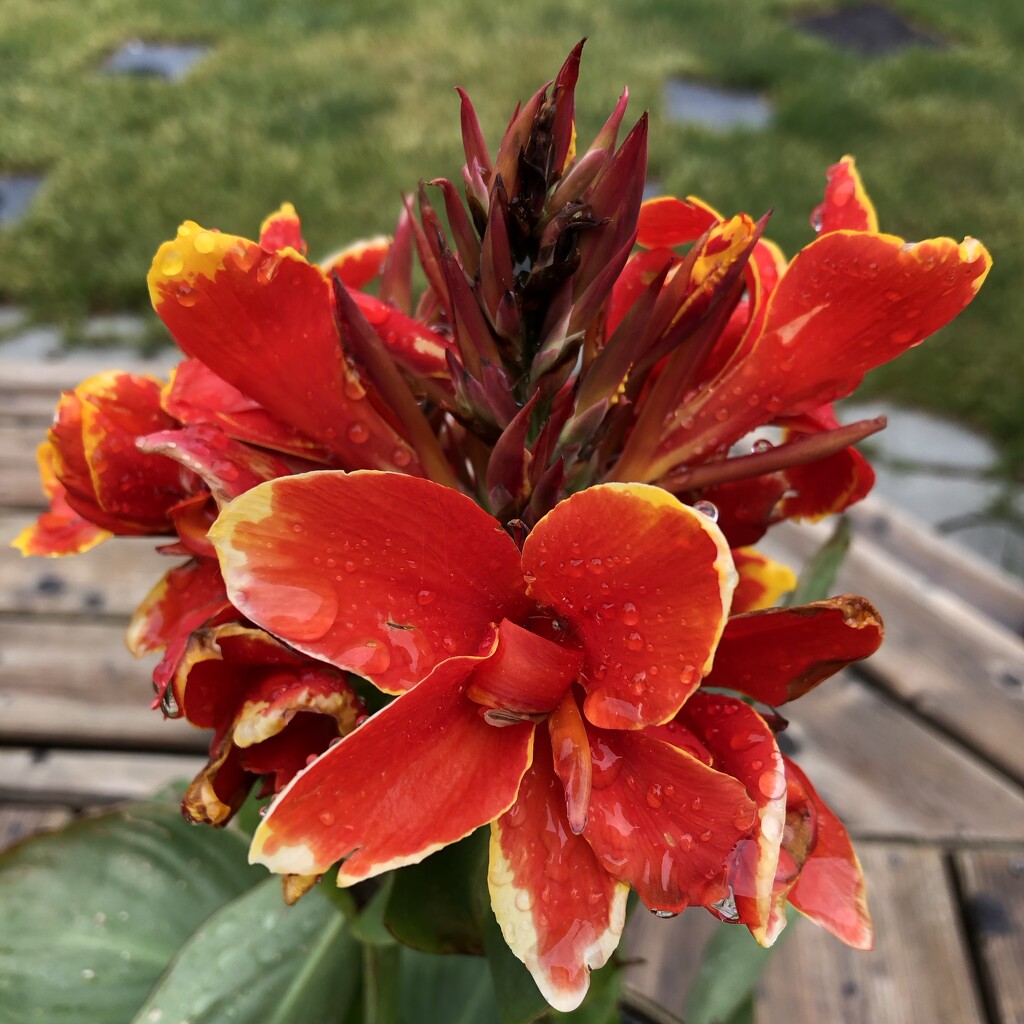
[523,484,736,729]
[211,471,529,693]
[785,758,872,949]
[349,291,455,379]
[183,734,253,826]
[250,653,535,882]
[812,156,878,235]
[149,223,417,472]
[703,596,883,706]
[731,547,797,614]
[678,693,785,942]
[259,202,308,255]
[548,692,593,834]
[238,712,343,794]
[489,738,627,1012]
[322,236,391,289]
[636,195,721,249]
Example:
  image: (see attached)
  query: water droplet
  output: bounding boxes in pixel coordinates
[692,500,718,522]
[680,833,694,851]
[256,254,282,285]
[626,631,644,652]
[416,589,435,606]
[711,892,739,921]
[646,783,663,809]
[810,208,823,233]
[651,909,678,919]
[691,796,702,811]
[81,968,96,981]
[758,770,787,800]
[442,636,457,654]
[160,250,184,276]
[194,230,216,254]
[699,830,713,842]
[622,601,639,626]
[751,438,774,454]
[175,283,197,307]
[393,447,412,468]
[318,810,335,826]
[347,422,369,444]
[890,327,916,345]
[514,889,534,912]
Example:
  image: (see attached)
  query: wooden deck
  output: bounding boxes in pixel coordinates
[2,359,1023,1023]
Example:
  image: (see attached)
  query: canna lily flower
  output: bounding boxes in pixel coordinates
[209,470,761,1008]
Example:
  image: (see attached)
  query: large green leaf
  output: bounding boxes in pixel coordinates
[131,880,360,1024]
[398,948,499,1024]
[0,799,265,1024]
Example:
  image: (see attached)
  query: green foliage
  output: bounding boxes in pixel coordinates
[785,517,852,606]
[0,0,1019,469]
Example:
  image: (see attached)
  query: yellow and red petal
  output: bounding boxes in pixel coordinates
[636,195,721,249]
[731,547,797,614]
[349,291,456,379]
[259,202,307,256]
[489,738,627,1012]
[812,156,878,235]
[466,619,582,715]
[704,596,883,706]
[163,360,330,462]
[523,484,736,729]
[211,471,529,693]
[137,425,292,506]
[583,725,756,913]
[183,733,253,826]
[126,557,230,658]
[12,443,113,556]
[660,233,991,468]
[148,223,416,472]
[321,236,391,289]
[249,654,535,882]
[778,406,875,520]
[784,758,872,949]
[677,693,785,942]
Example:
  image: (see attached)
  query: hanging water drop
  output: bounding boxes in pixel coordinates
[692,500,719,522]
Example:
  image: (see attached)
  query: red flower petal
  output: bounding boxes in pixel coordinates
[138,425,293,506]
[183,734,253,825]
[659,233,991,469]
[238,712,341,793]
[731,547,797,614]
[583,726,756,913]
[677,693,785,942]
[250,653,535,882]
[489,738,627,1012]
[636,196,720,249]
[778,405,876,520]
[467,619,582,715]
[784,758,872,949]
[523,484,735,729]
[548,692,593,834]
[148,223,417,472]
[163,360,330,461]
[259,202,308,255]
[703,596,883,706]
[605,248,677,338]
[322,236,391,289]
[349,291,456,379]
[811,156,878,235]
[12,443,112,557]
[211,471,529,693]
[700,474,789,549]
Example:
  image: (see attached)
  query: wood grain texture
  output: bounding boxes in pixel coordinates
[758,844,986,1024]
[764,519,1024,785]
[954,848,1024,1024]
[0,804,75,852]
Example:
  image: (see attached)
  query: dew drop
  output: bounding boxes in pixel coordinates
[691,796,703,811]
[699,830,713,842]
[622,601,639,626]
[175,284,197,307]
[416,589,435,606]
[318,810,335,826]
[392,447,412,468]
[347,422,370,444]
[646,783,663,809]
[626,631,644,652]
[194,230,216,254]
[758,769,787,800]
[751,438,774,454]
[692,500,719,522]
[652,909,678,919]
[160,250,184,276]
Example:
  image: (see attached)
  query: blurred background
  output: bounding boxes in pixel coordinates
[1,0,1021,569]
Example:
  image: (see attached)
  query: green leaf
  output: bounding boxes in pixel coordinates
[385,828,489,954]
[482,905,550,1024]
[398,948,499,1024]
[683,923,788,1024]
[351,874,398,947]
[0,799,265,1024]
[363,942,401,1024]
[131,881,360,1024]
[785,518,851,606]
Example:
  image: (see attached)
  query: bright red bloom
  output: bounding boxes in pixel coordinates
[211,470,750,1008]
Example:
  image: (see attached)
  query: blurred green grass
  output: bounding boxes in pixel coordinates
[1,0,1020,472]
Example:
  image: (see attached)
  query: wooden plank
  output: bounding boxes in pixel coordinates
[0,358,175,392]
[0,805,75,852]
[1,424,48,508]
[758,844,986,1024]
[1,514,168,616]
[848,496,1024,634]
[0,616,209,751]
[0,747,204,803]
[953,848,1024,1024]
[784,673,1024,842]
[622,903,718,1017]
[764,520,1024,785]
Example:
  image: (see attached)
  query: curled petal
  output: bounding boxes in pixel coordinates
[583,726,756,913]
[12,443,112,556]
[489,739,627,1012]
[183,734,252,826]
[148,223,416,471]
[677,693,785,942]
[250,653,535,883]
[784,758,872,949]
[731,547,797,614]
[211,471,528,693]
[238,713,346,794]
[523,484,736,729]
[703,596,883,706]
